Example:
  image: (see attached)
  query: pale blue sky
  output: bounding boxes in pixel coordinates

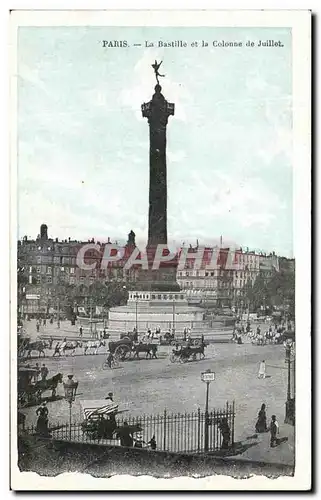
[17,27,292,256]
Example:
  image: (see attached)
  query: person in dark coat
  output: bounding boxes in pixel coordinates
[219,418,231,449]
[147,435,157,450]
[35,401,50,436]
[255,403,268,433]
[270,415,279,447]
[117,421,133,447]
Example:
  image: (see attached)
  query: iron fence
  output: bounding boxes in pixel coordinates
[20,401,235,454]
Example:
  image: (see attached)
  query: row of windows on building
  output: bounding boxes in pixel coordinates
[129,293,185,301]
[178,270,256,278]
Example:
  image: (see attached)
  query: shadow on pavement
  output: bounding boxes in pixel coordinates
[209,440,259,458]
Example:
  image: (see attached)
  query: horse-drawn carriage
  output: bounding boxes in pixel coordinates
[18,367,63,406]
[108,338,158,361]
[80,399,142,441]
[159,331,176,345]
[169,342,206,363]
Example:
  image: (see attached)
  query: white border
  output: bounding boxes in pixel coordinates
[9,8,311,492]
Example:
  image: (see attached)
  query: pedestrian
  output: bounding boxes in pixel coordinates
[50,316,53,324]
[255,403,268,433]
[147,435,157,450]
[105,392,113,401]
[269,414,279,447]
[79,326,83,339]
[219,418,231,449]
[35,401,50,437]
[183,328,187,341]
[34,363,40,382]
[43,318,47,327]
[40,364,49,381]
[258,360,266,379]
[117,421,133,447]
[36,321,40,333]
[134,433,145,448]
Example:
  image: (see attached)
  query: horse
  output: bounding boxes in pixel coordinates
[53,341,81,357]
[24,341,47,358]
[83,340,105,355]
[132,343,158,359]
[34,372,63,398]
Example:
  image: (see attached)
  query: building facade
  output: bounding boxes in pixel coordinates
[17,224,138,316]
[176,245,279,309]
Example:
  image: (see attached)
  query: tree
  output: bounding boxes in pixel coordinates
[245,263,295,319]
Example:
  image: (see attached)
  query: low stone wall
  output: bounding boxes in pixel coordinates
[18,436,294,479]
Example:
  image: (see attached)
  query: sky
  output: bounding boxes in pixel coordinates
[17,26,293,257]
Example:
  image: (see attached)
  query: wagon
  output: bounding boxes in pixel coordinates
[169,343,206,363]
[108,338,134,361]
[18,367,40,406]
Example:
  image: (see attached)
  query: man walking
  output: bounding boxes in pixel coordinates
[269,414,279,447]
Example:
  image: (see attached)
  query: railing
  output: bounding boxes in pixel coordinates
[20,402,235,454]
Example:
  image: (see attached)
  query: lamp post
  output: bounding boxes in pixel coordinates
[133,293,139,332]
[63,374,79,440]
[57,298,60,328]
[172,297,176,335]
[284,340,295,425]
[201,369,215,452]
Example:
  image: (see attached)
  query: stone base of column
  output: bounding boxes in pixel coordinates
[135,245,180,292]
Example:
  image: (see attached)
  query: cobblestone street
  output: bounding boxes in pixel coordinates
[19,324,294,465]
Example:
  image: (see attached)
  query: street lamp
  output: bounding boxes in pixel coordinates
[284,340,295,425]
[134,293,139,332]
[63,374,79,440]
[201,369,215,452]
[172,297,176,335]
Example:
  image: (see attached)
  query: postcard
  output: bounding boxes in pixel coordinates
[10,9,311,491]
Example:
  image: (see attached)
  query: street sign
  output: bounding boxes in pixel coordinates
[201,371,215,382]
[26,294,40,300]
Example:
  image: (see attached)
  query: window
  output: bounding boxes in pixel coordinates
[47,267,52,274]
[80,276,84,282]
[211,272,214,277]
[186,272,189,277]
[61,267,65,272]
[37,257,41,264]
[205,272,209,277]
[70,267,75,274]
[36,266,41,274]
[168,295,172,300]
[157,294,162,300]
[37,276,41,284]
[69,277,75,285]
[47,276,52,283]
[151,294,156,299]
[175,294,179,300]
[163,294,168,300]
[29,276,32,284]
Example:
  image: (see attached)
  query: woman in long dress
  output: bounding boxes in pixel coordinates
[255,403,268,433]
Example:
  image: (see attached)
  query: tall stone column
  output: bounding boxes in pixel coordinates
[142,84,174,246]
[140,83,179,291]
